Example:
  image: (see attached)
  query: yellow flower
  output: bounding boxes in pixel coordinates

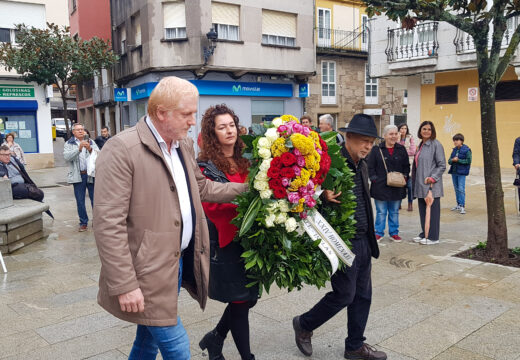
[299,168,311,185]
[288,177,303,192]
[291,133,315,156]
[271,137,289,158]
[309,131,321,150]
[291,198,306,213]
[281,114,298,123]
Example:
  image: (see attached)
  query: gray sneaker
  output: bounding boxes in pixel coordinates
[420,239,439,245]
[459,207,466,214]
[451,205,460,211]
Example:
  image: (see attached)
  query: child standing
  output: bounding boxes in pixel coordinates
[448,133,472,214]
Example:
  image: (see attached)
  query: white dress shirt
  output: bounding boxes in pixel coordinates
[74,137,88,171]
[146,116,193,251]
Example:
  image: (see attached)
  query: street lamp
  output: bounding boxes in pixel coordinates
[203,28,218,65]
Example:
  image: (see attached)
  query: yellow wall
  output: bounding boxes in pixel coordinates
[420,67,520,169]
[315,0,366,31]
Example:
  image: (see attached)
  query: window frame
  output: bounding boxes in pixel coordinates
[212,23,239,41]
[321,60,336,105]
[365,64,379,105]
[496,80,520,101]
[317,7,331,47]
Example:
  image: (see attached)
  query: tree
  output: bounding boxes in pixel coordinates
[0,23,118,136]
[362,0,520,259]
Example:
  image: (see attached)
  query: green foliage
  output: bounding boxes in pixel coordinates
[512,247,520,255]
[232,130,356,295]
[476,241,488,249]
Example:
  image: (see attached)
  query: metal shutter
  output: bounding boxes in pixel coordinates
[262,9,296,37]
[212,2,239,26]
[163,1,186,28]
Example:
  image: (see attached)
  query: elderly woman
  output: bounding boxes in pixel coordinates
[197,104,257,360]
[368,125,410,242]
[2,132,26,165]
[412,121,446,245]
[398,123,416,211]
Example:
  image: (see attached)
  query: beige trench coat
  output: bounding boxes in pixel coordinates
[94,118,247,326]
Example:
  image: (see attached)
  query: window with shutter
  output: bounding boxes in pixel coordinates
[212,2,239,40]
[262,10,296,47]
[163,1,187,39]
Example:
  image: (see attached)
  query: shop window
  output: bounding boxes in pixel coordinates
[212,2,240,41]
[0,114,38,153]
[262,10,296,47]
[163,1,187,39]
[321,61,336,104]
[496,81,520,101]
[251,100,283,124]
[435,85,458,104]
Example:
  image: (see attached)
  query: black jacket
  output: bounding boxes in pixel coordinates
[513,137,520,166]
[95,135,110,150]
[367,142,410,201]
[341,147,380,259]
[0,156,34,185]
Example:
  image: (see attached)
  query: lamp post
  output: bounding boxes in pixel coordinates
[203,28,218,65]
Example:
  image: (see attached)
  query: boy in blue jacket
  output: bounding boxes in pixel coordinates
[448,133,472,214]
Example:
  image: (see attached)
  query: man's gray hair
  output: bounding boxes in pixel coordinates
[382,124,398,136]
[0,144,10,152]
[319,114,334,128]
[72,123,84,130]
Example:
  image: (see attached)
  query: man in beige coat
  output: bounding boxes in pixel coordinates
[94,77,246,360]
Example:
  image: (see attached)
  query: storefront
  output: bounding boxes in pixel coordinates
[0,81,53,168]
[118,76,307,149]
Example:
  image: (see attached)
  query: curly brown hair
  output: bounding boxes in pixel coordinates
[198,104,249,174]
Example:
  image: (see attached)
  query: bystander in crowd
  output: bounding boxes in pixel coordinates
[2,132,25,165]
[448,133,471,214]
[397,123,416,211]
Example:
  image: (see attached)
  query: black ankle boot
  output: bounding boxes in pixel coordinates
[199,330,226,360]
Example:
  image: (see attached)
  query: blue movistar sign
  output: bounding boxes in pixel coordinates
[131,82,158,100]
[298,83,309,98]
[114,88,129,102]
[190,80,293,97]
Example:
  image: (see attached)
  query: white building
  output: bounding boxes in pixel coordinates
[0,0,69,169]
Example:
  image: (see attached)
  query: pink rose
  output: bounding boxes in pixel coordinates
[306,197,317,208]
[299,211,308,219]
[288,192,300,204]
[292,165,301,177]
[281,177,290,187]
[277,124,289,134]
[316,148,323,155]
[297,156,305,167]
[293,123,304,134]
[293,149,301,156]
[306,180,315,190]
[301,127,311,136]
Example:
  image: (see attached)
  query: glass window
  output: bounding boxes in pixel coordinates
[164,1,187,39]
[321,61,336,104]
[0,28,10,43]
[213,23,239,41]
[0,114,38,153]
[251,100,283,124]
[365,63,378,104]
[435,85,458,104]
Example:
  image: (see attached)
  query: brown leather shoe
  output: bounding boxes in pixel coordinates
[292,316,313,356]
[78,225,87,232]
[407,203,413,211]
[344,343,387,360]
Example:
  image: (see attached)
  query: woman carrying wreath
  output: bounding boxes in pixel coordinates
[197,104,258,360]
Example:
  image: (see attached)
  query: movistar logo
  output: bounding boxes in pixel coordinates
[116,90,125,96]
[232,85,241,92]
[135,88,146,95]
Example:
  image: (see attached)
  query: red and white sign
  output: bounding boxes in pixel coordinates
[468,87,478,102]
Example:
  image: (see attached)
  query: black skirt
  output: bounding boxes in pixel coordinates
[207,219,259,303]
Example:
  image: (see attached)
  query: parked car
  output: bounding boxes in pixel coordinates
[52,118,72,139]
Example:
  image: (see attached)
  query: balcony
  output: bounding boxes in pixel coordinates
[316,27,368,56]
[93,84,115,105]
[454,17,519,55]
[386,22,439,62]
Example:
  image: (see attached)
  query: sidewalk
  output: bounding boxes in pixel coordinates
[0,168,519,359]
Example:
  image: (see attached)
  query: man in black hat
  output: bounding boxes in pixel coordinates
[292,114,386,360]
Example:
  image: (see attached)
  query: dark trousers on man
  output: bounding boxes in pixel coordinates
[299,236,372,351]
[417,197,441,240]
[73,173,94,226]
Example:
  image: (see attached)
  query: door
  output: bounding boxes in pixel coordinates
[318,8,331,47]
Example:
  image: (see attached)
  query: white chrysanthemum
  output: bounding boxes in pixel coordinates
[264,128,279,143]
[266,201,279,213]
[285,217,298,232]
[272,117,283,127]
[277,199,290,213]
[258,147,271,159]
[259,159,272,172]
[253,180,269,191]
[275,212,288,224]
[259,189,273,199]
[265,214,276,228]
[257,137,270,149]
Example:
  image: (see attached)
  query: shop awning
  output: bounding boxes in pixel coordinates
[0,100,38,111]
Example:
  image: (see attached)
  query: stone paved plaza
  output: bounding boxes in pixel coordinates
[1,159,520,359]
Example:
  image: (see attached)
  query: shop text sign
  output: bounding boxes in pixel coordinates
[0,85,35,98]
[190,80,293,97]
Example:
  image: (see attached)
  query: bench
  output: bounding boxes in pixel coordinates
[0,178,49,264]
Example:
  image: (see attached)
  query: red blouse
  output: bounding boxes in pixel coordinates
[201,169,248,248]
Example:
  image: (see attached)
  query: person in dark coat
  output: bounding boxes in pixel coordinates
[94,126,111,150]
[293,114,387,360]
[0,144,43,201]
[368,125,410,242]
[197,104,258,360]
[448,133,471,214]
[513,136,520,209]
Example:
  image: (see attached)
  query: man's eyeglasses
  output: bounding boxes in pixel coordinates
[0,153,10,156]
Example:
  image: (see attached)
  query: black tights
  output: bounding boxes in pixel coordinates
[215,301,256,360]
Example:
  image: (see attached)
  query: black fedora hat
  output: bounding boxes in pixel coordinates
[338,114,381,139]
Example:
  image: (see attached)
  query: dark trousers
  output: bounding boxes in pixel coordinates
[417,197,441,240]
[299,236,372,351]
[73,173,94,226]
[11,183,44,202]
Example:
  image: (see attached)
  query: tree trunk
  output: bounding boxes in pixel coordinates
[478,74,508,259]
[60,86,71,140]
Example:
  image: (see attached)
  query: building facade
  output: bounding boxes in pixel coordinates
[305,0,406,134]
[369,14,520,168]
[0,0,69,169]
[110,0,315,148]
[69,0,115,137]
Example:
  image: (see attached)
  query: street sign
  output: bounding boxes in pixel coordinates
[468,87,478,102]
[421,73,435,85]
[0,84,35,98]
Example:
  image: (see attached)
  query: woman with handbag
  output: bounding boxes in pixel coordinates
[368,125,410,242]
[398,123,416,211]
[412,121,446,245]
[197,104,258,360]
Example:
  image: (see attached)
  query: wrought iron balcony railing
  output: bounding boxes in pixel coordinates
[454,17,519,54]
[93,84,115,105]
[386,22,439,62]
[316,27,368,53]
